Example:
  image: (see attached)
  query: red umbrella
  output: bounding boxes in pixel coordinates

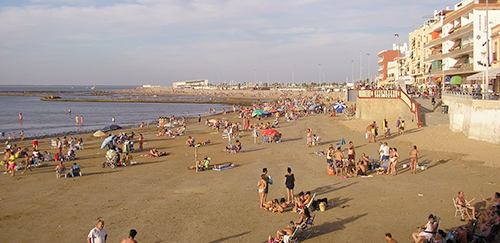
[262,129,279,136]
[242,109,250,113]
[270,109,278,113]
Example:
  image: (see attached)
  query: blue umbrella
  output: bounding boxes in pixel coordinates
[100,135,116,149]
[334,102,347,113]
[277,108,284,112]
[263,110,270,115]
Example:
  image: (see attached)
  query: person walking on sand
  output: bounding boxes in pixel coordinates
[409,145,419,174]
[87,220,107,243]
[120,229,137,243]
[138,134,144,151]
[284,167,295,204]
[305,128,312,147]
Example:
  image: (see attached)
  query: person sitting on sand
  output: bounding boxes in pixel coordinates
[55,161,66,179]
[185,136,195,147]
[412,214,437,243]
[384,233,398,243]
[149,148,167,157]
[275,221,296,241]
[263,199,284,213]
[455,191,477,220]
[295,206,311,226]
[356,160,368,176]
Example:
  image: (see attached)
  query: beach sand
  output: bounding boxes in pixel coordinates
[0,112,499,242]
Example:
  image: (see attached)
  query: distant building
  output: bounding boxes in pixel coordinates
[172,79,209,89]
[377,50,400,82]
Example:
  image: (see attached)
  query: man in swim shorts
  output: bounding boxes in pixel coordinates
[333,147,344,176]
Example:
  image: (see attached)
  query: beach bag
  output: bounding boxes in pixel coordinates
[267,175,273,185]
[341,137,345,145]
[327,166,335,175]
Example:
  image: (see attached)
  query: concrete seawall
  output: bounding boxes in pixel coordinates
[443,96,500,144]
[355,98,418,125]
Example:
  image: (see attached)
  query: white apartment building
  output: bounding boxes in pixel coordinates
[425,0,500,86]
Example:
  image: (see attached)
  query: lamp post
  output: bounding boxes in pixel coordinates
[485,0,490,99]
[367,53,371,83]
[359,51,363,81]
[395,34,401,84]
[292,67,295,85]
[254,69,257,85]
[319,64,322,86]
[351,60,354,84]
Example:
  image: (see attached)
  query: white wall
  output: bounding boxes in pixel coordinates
[443,96,500,144]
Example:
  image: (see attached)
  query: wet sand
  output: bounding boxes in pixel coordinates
[0,112,499,242]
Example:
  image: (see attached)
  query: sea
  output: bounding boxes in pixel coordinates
[0,85,232,138]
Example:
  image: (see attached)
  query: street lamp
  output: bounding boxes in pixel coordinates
[359,51,362,81]
[292,67,295,85]
[367,53,371,83]
[351,60,354,84]
[319,64,322,86]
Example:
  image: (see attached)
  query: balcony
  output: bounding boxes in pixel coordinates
[442,43,473,59]
[424,37,443,48]
[445,63,474,75]
[424,52,443,62]
[430,68,443,75]
[442,23,473,42]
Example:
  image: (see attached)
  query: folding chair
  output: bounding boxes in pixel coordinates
[453,197,465,220]
[306,193,316,211]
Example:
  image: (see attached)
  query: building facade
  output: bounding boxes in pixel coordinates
[424,0,500,87]
[172,79,209,89]
[377,50,400,82]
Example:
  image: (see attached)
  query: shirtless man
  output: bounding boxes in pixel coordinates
[120,229,137,243]
[305,128,312,147]
[3,149,12,174]
[455,191,477,220]
[333,147,344,177]
[356,161,368,176]
[409,145,419,174]
[347,141,355,163]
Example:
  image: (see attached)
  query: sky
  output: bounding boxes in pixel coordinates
[0,0,460,86]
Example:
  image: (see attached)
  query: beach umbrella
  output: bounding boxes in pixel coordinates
[270,109,278,113]
[102,124,122,132]
[209,119,217,123]
[334,102,347,113]
[263,107,272,111]
[100,135,116,149]
[242,109,250,113]
[289,106,297,110]
[93,130,106,137]
[252,110,264,117]
[164,123,175,127]
[262,129,279,136]
[263,110,270,115]
[296,106,305,111]
[277,108,284,112]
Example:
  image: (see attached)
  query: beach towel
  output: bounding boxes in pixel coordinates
[212,164,236,171]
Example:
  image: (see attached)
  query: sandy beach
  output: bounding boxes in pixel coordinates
[0,105,499,242]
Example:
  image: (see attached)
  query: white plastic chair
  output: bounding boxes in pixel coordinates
[453,197,465,220]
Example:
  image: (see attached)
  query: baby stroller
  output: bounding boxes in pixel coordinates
[103,149,119,169]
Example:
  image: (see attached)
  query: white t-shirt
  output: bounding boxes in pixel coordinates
[383,146,390,156]
[88,227,107,243]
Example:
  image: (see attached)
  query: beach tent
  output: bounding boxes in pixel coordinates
[102,124,122,132]
[334,102,347,113]
[93,130,106,137]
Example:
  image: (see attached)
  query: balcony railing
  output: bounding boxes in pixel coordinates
[445,63,474,75]
[442,23,473,42]
[424,37,443,48]
[425,53,443,62]
[443,43,473,58]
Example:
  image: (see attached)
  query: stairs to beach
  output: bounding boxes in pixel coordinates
[414,97,449,126]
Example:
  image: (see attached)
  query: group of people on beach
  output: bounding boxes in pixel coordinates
[86,220,139,243]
